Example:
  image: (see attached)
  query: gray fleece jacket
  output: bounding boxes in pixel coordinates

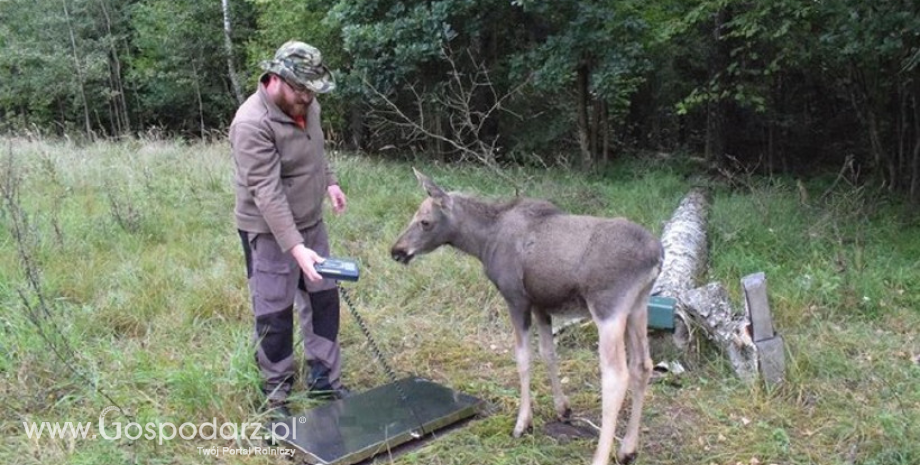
[230,81,337,252]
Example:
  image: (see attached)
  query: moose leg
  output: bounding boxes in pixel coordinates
[591,310,629,465]
[534,309,571,421]
[618,301,653,464]
[509,303,534,437]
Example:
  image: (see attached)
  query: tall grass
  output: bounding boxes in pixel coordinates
[1,137,918,464]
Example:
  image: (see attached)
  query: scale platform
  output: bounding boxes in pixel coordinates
[270,376,482,464]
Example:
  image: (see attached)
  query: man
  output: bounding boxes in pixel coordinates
[230,41,349,417]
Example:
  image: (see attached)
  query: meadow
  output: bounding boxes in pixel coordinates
[1,136,918,464]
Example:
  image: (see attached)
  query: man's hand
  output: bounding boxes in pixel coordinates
[327,184,347,215]
[291,244,324,282]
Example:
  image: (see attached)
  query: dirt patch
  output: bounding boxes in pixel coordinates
[543,420,598,442]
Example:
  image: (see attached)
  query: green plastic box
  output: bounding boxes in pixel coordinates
[647,295,677,332]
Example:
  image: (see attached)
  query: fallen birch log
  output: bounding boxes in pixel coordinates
[649,188,708,353]
[679,283,758,382]
[651,188,759,382]
[651,188,709,296]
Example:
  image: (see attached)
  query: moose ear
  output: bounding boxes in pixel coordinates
[413,168,445,198]
[413,167,452,209]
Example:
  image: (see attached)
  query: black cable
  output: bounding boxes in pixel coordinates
[338,285,427,438]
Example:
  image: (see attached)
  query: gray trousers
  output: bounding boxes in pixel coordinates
[238,222,343,401]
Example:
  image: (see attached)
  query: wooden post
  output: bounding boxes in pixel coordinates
[742,272,785,387]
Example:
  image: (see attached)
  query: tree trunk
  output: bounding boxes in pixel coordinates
[649,188,707,356]
[62,0,92,136]
[576,63,591,168]
[912,135,920,203]
[348,102,365,151]
[221,0,244,105]
[867,111,888,187]
[600,100,609,163]
[681,282,758,381]
[705,8,728,165]
[911,92,920,203]
[652,188,709,296]
[590,95,600,161]
[98,0,129,135]
[192,63,205,138]
[469,31,500,154]
[897,80,907,190]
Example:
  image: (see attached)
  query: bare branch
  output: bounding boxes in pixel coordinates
[363,46,532,187]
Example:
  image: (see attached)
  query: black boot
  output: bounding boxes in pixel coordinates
[307,361,351,400]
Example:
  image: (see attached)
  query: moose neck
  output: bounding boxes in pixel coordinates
[447,195,507,262]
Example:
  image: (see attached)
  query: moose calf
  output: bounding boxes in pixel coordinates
[391,170,663,465]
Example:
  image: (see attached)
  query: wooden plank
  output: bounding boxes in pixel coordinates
[742,272,774,341]
[742,272,785,386]
[755,336,786,388]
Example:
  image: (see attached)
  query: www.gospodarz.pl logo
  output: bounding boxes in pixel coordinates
[22,406,298,445]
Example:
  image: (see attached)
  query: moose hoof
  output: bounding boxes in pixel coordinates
[511,425,533,438]
[557,407,572,423]
[616,451,638,465]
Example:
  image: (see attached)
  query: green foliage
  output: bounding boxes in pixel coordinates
[127,0,237,132]
[0,0,114,132]
[329,1,453,82]
[1,0,920,199]
[512,0,650,105]
[242,0,338,82]
[672,0,818,115]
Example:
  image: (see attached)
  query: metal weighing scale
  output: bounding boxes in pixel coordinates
[268,259,484,464]
[271,376,481,464]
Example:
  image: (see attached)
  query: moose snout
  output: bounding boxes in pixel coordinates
[390,244,414,264]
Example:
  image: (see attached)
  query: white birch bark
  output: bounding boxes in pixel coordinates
[221,0,244,105]
[652,188,709,295]
[681,283,758,382]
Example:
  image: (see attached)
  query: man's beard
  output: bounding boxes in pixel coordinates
[280,99,308,117]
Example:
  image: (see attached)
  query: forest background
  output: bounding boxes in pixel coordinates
[1,0,920,200]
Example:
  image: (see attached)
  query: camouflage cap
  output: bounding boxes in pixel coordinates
[260,41,335,94]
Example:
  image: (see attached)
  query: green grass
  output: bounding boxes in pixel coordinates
[1,137,918,464]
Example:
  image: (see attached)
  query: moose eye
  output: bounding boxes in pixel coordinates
[420,219,432,230]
